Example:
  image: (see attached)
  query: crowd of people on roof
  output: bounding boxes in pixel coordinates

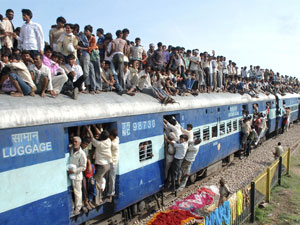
[0,9,299,104]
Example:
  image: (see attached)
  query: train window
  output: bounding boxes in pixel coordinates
[139,141,153,162]
[239,119,243,130]
[233,120,238,131]
[193,129,201,140]
[227,121,232,134]
[203,127,210,141]
[217,108,220,112]
[212,125,218,138]
[219,123,225,136]
[205,109,208,114]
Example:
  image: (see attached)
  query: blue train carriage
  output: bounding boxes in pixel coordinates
[0,92,298,225]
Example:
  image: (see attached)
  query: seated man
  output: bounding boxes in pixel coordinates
[43,49,68,95]
[7,53,36,96]
[125,60,139,96]
[28,52,55,97]
[101,60,115,91]
[61,54,87,99]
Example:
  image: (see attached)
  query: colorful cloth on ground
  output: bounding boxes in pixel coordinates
[228,193,237,224]
[170,187,215,215]
[146,209,204,225]
[205,201,231,225]
[237,190,243,216]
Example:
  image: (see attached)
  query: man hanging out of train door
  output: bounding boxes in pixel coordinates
[68,136,87,215]
[177,138,201,191]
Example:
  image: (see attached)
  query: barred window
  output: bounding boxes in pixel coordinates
[239,119,243,130]
[203,127,210,141]
[233,120,238,131]
[227,121,232,134]
[220,123,225,136]
[212,125,218,138]
[193,129,201,140]
[139,141,153,162]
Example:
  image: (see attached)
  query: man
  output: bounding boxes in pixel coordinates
[181,124,194,142]
[77,25,99,94]
[101,61,115,91]
[1,9,15,50]
[28,53,54,97]
[18,9,44,56]
[96,28,105,61]
[110,30,127,94]
[69,136,87,215]
[166,134,189,190]
[129,37,147,67]
[7,53,36,96]
[147,43,155,69]
[177,138,201,191]
[152,42,164,70]
[49,16,66,51]
[273,142,284,159]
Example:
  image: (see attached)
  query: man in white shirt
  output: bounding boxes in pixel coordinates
[137,65,151,91]
[181,124,194,142]
[61,54,87,99]
[164,118,182,141]
[86,127,112,204]
[69,136,87,215]
[18,9,44,56]
[29,53,54,97]
[1,9,15,49]
[166,134,189,190]
[130,37,147,67]
[178,138,201,191]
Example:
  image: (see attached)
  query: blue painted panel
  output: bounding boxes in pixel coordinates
[0,191,69,225]
[115,159,164,211]
[0,124,65,173]
[118,114,163,143]
[191,132,240,174]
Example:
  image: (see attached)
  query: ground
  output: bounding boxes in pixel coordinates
[246,147,300,225]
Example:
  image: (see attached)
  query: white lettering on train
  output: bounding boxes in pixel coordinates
[2,131,52,159]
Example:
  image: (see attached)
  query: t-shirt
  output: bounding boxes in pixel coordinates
[185,142,200,162]
[93,138,112,165]
[275,146,284,158]
[173,142,188,160]
[130,45,146,61]
[190,56,200,71]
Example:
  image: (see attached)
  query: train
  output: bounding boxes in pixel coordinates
[0,91,299,225]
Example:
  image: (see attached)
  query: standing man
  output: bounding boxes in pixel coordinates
[18,9,44,56]
[273,142,284,159]
[152,42,164,71]
[111,30,127,94]
[69,136,87,215]
[1,9,15,50]
[177,138,201,191]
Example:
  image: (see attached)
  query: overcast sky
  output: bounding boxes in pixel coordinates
[2,0,300,78]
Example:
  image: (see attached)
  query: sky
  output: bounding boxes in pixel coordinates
[2,0,300,78]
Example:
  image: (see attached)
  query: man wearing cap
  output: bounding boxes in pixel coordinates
[69,136,87,215]
[147,43,155,69]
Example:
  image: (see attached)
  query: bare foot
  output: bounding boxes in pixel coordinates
[40,92,46,97]
[30,91,35,97]
[11,92,24,97]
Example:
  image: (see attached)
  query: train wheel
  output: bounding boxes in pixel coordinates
[138,200,146,212]
[189,174,197,183]
[131,204,138,216]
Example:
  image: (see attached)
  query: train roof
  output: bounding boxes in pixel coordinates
[0,92,298,129]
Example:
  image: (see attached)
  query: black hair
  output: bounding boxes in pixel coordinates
[122,28,129,34]
[0,14,3,21]
[6,9,14,14]
[33,52,43,59]
[116,30,122,38]
[21,50,30,55]
[187,50,191,53]
[157,42,162,47]
[64,23,74,29]
[180,134,189,141]
[44,45,53,53]
[56,16,66,24]
[84,25,93,33]
[73,24,80,32]
[100,130,110,140]
[0,66,11,76]
[104,32,113,41]
[51,51,59,59]
[97,28,104,34]
[82,137,91,144]
[278,142,281,146]
[110,128,118,138]
[135,37,141,41]
[21,9,32,19]
[187,124,193,129]
[66,54,75,61]
[169,118,177,126]
[104,61,111,65]
[9,53,21,61]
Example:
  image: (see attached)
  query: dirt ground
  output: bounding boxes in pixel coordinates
[246,147,300,225]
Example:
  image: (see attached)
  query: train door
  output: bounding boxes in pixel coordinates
[163,113,180,183]
[66,121,117,223]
